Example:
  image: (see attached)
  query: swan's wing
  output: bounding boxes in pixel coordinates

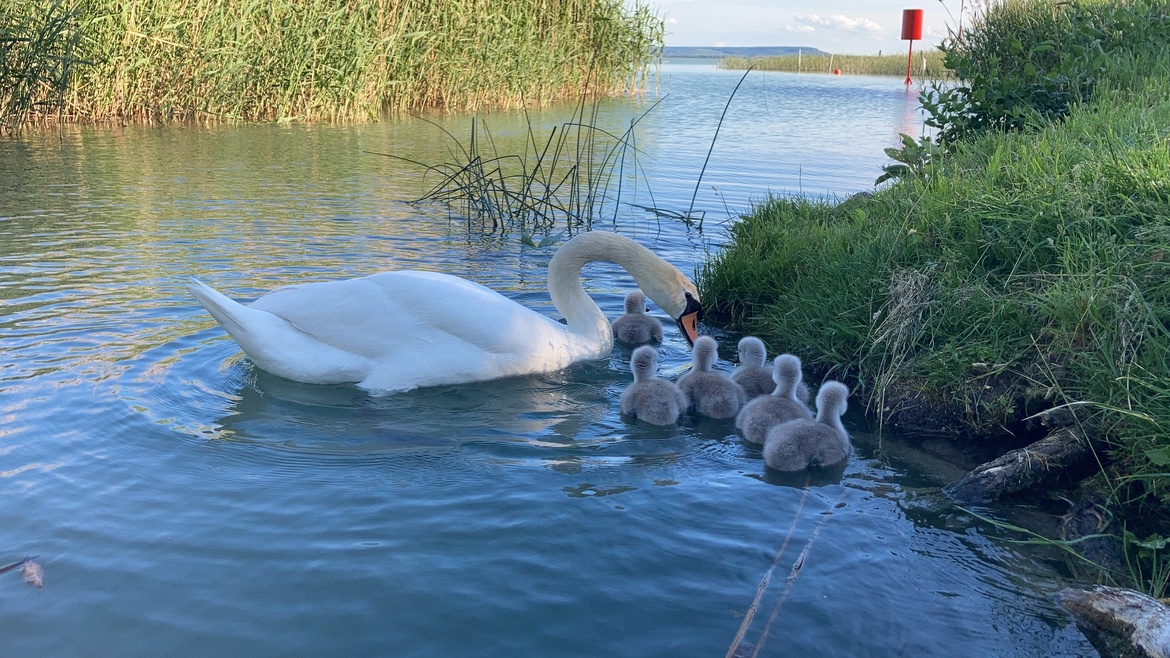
[248,271,573,388]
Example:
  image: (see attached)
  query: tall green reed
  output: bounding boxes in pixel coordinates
[393,88,663,239]
[0,0,86,131]
[2,0,661,125]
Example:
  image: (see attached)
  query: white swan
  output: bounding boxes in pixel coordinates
[676,336,747,419]
[620,346,688,425]
[735,353,813,444]
[611,290,664,346]
[187,231,703,393]
[763,381,851,471]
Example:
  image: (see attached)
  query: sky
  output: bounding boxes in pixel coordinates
[650,0,965,54]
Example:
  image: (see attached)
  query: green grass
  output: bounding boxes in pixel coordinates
[700,0,1170,596]
[0,0,662,128]
[718,50,950,78]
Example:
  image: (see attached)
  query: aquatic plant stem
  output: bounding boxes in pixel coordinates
[750,486,848,658]
[687,67,752,229]
[725,472,810,658]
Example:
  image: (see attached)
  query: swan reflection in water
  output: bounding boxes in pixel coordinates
[209,361,618,455]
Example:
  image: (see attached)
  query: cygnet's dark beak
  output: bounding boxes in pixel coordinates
[676,292,703,346]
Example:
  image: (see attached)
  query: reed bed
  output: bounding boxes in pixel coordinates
[0,0,86,130]
[403,67,754,237]
[395,93,661,240]
[1,0,661,127]
[718,50,950,78]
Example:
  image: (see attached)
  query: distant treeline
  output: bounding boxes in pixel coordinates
[662,45,824,59]
[719,50,952,78]
[0,0,661,128]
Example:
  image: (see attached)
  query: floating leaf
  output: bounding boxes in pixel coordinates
[519,232,537,247]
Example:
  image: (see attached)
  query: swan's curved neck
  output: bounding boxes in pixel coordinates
[817,408,847,435]
[548,233,674,354]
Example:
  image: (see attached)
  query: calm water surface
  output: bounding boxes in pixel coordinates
[1,64,1092,656]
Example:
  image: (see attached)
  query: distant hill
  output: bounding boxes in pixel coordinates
[661,46,826,59]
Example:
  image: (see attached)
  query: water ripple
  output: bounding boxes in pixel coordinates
[0,72,1092,657]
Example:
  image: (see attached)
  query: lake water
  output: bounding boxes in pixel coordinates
[0,63,1094,656]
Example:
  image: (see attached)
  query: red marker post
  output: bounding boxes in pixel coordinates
[901,9,924,85]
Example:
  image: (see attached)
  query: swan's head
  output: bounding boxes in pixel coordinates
[675,291,703,346]
[772,353,803,398]
[737,336,767,367]
[634,258,700,346]
[630,345,659,381]
[816,381,849,417]
[624,290,649,315]
[691,336,718,371]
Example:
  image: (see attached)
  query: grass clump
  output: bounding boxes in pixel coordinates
[718,50,950,78]
[1,0,661,128]
[699,0,1170,595]
[398,94,661,239]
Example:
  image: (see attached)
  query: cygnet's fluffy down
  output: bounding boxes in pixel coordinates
[763,381,851,471]
[611,290,664,346]
[735,353,814,444]
[731,336,809,402]
[620,346,688,425]
[676,336,747,419]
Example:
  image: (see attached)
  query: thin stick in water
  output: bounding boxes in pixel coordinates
[687,67,753,228]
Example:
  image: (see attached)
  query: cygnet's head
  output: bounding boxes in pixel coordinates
[815,381,849,418]
[624,290,649,315]
[772,353,804,397]
[630,345,659,382]
[737,336,767,368]
[691,336,718,372]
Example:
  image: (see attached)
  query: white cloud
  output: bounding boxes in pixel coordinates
[784,24,816,33]
[665,17,678,24]
[792,14,884,33]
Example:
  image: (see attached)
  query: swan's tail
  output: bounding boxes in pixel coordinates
[187,278,258,341]
[186,278,367,384]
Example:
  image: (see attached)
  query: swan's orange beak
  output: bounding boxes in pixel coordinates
[676,292,703,346]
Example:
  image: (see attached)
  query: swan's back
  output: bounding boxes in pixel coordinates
[736,395,813,444]
[189,272,589,392]
[677,337,746,419]
[762,380,851,471]
[763,422,847,471]
[620,346,687,425]
[735,354,814,444]
[611,290,663,346]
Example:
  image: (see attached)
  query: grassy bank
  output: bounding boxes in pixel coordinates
[0,0,661,128]
[700,0,1170,594]
[718,50,949,78]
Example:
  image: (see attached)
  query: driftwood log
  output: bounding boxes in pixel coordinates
[1058,586,1170,658]
[943,426,1093,503]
